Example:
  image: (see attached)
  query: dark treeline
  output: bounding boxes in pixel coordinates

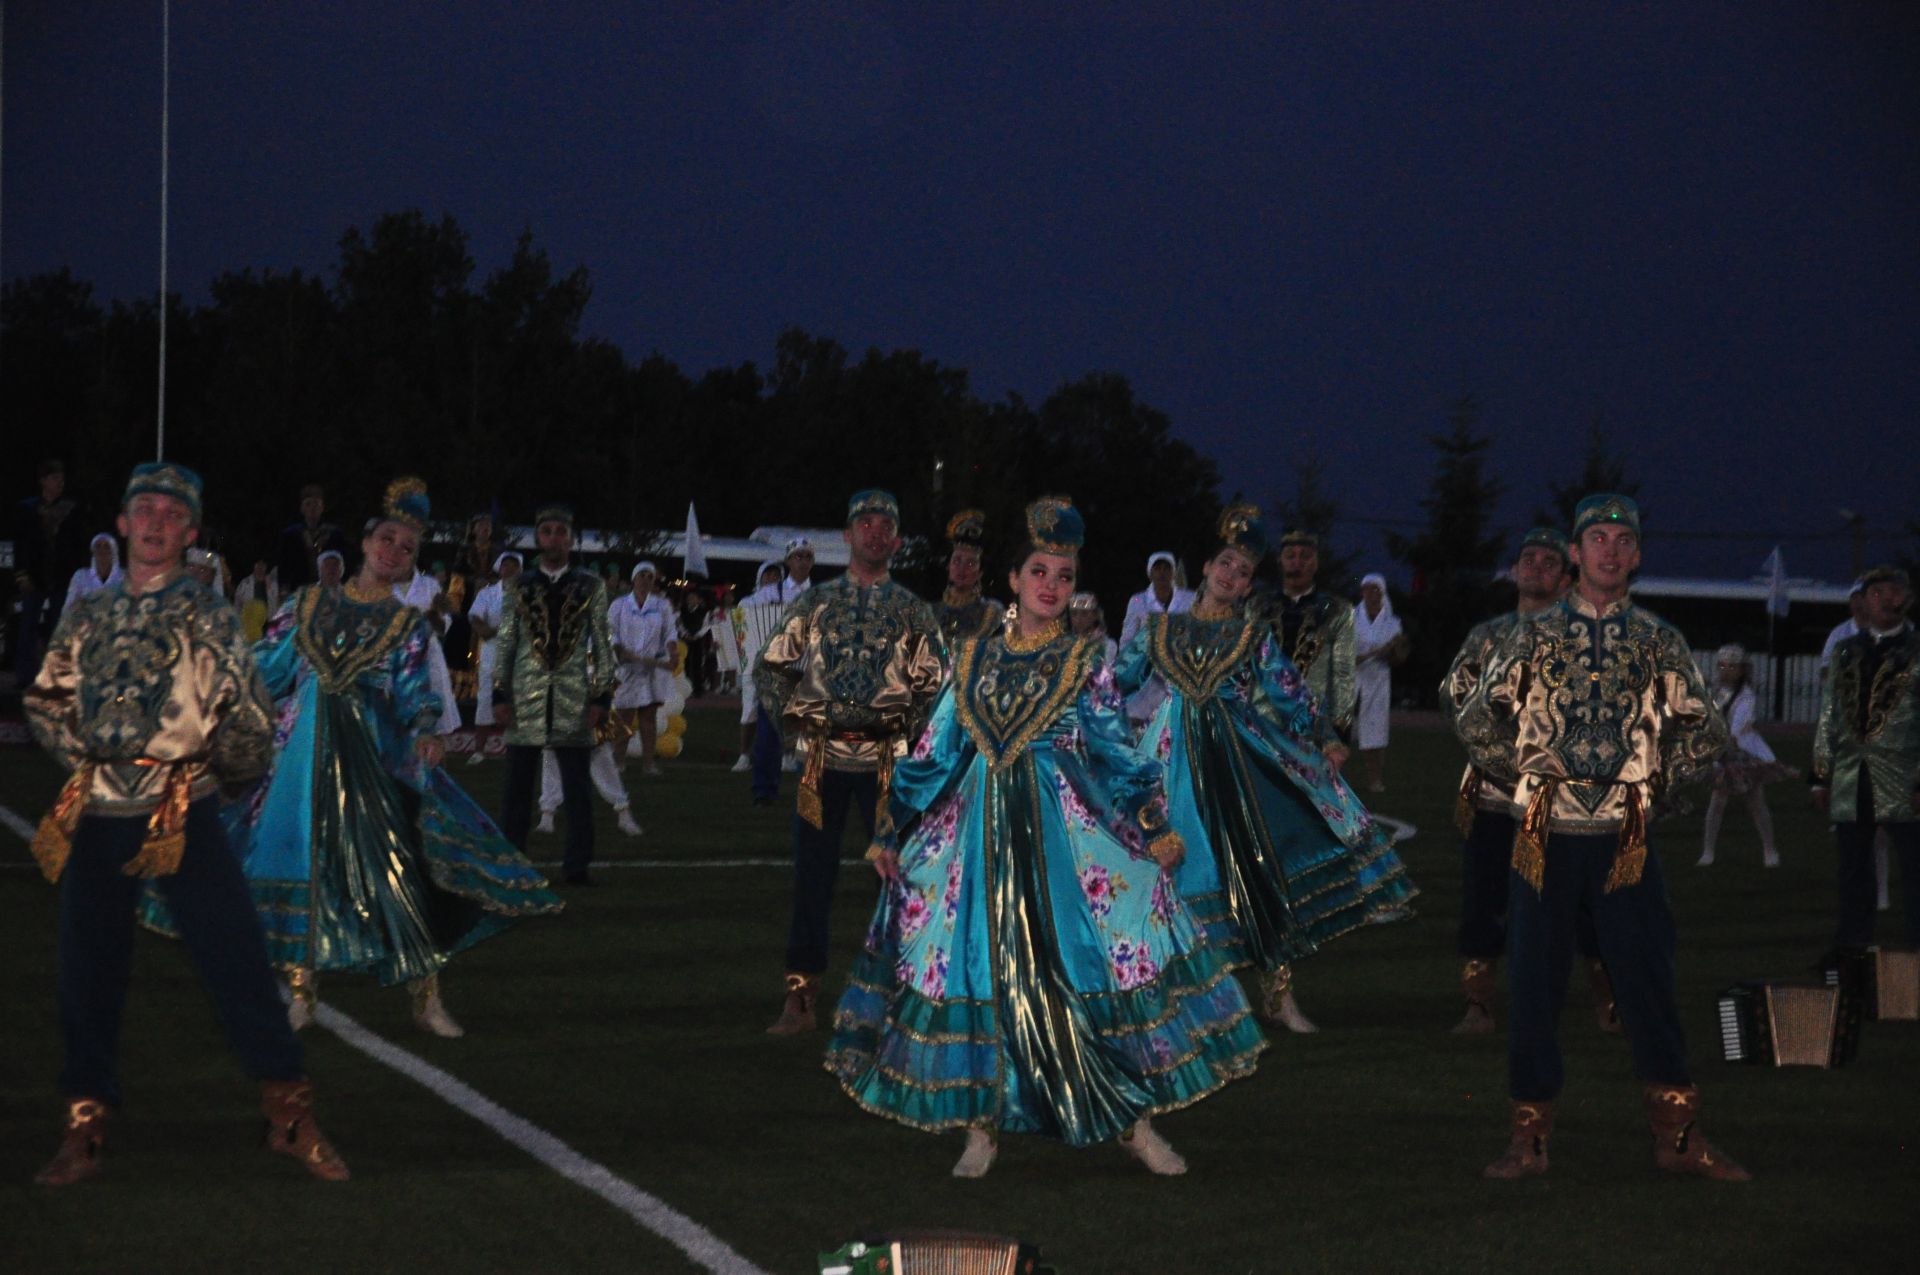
[3,211,1228,619]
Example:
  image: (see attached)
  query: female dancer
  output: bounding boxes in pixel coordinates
[1114,506,1414,1034]
[1698,644,1793,867]
[827,498,1264,1178]
[230,479,563,1034]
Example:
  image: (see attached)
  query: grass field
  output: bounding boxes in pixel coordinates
[2,707,1913,1275]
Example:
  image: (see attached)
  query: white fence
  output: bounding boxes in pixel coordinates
[1691,652,1825,725]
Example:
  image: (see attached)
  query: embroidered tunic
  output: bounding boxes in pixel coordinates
[1442,611,1532,828]
[26,572,274,878]
[826,629,1263,1145]
[1814,626,1920,824]
[1456,592,1727,891]
[939,586,1005,648]
[493,566,617,749]
[218,587,561,982]
[1117,614,1414,969]
[756,574,944,774]
[1273,589,1357,739]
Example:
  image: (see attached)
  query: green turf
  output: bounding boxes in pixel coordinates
[1,709,1912,1274]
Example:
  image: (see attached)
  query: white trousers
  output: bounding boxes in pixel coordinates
[540,742,631,813]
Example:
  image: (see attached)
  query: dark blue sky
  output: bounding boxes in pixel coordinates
[6,2,1916,581]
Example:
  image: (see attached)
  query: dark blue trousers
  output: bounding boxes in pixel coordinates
[785,769,878,974]
[1507,833,1689,1101]
[1458,809,1604,961]
[503,744,593,877]
[751,711,784,802]
[58,797,304,1106]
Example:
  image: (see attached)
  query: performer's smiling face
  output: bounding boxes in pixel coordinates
[118,493,198,570]
[1201,548,1256,606]
[1010,551,1077,622]
[1570,525,1640,600]
[948,544,982,590]
[845,514,901,571]
[361,520,420,587]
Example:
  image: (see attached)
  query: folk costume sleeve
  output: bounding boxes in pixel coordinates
[22,594,90,773]
[492,577,522,702]
[252,594,306,701]
[754,592,814,723]
[1654,621,1731,798]
[585,577,617,707]
[1074,649,1179,865]
[1324,601,1358,739]
[871,679,973,858]
[1249,630,1324,746]
[1110,623,1154,698]
[200,587,277,790]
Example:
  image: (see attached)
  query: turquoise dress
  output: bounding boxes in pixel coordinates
[826,627,1265,1147]
[229,586,562,983]
[1115,613,1414,971]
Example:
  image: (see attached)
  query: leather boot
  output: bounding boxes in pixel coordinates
[1646,1086,1751,1181]
[1452,958,1497,1034]
[261,1080,351,1181]
[1483,1100,1554,1179]
[766,973,820,1035]
[1588,960,1622,1034]
[33,1098,111,1186]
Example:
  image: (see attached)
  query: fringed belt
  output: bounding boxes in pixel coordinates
[1454,769,1483,836]
[797,728,896,832]
[32,759,195,883]
[1512,779,1648,896]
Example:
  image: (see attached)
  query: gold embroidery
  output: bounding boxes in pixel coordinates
[1148,613,1256,702]
[292,587,417,694]
[953,633,1095,772]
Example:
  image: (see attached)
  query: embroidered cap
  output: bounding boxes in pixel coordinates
[1217,502,1268,562]
[1860,564,1911,592]
[1278,527,1320,551]
[379,477,431,535]
[123,462,205,525]
[846,489,900,525]
[1571,493,1640,541]
[533,501,575,529]
[784,536,814,558]
[946,510,987,547]
[1519,526,1570,560]
[1068,591,1100,611]
[1025,495,1084,555]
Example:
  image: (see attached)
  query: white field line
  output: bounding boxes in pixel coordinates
[0,801,771,1275]
[314,1004,771,1275]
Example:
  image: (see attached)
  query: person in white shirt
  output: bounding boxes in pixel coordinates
[740,540,815,785]
[465,552,520,759]
[734,560,787,771]
[1119,551,1195,646]
[1352,572,1403,793]
[61,534,123,616]
[610,562,677,776]
[1120,551,1195,723]
[393,563,463,736]
[1698,645,1792,868]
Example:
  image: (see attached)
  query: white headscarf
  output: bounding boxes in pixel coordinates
[1355,572,1400,648]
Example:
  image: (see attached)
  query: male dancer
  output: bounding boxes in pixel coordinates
[1442,528,1618,1035]
[1812,565,1919,950]
[1457,495,1746,1181]
[938,509,1003,645]
[1274,529,1356,753]
[25,462,347,1184]
[495,503,617,885]
[756,490,944,1033]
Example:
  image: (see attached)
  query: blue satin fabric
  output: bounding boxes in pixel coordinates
[827,635,1264,1146]
[1116,615,1415,969]
[220,590,562,983]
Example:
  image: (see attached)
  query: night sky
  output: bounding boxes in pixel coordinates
[5,2,1916,582]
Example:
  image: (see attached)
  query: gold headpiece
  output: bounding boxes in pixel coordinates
[381,477,431,535]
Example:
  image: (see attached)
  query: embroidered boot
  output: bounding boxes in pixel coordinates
[765,973,820,1035]
[287,967,318,1032]
[33,1098,111,1186]
[1588,960,1622,1034]
[1646,1086,1751,1181]
[1259,965,1319,1034]
[409,973,466,1038]
[1452,958,1497,1034]
[261,1080,351,1182]
[1484,1100,1554,1178]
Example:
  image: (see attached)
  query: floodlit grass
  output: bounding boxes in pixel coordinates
[1,708,1912,1274]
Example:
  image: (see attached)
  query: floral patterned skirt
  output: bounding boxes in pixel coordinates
[825,751,1264,1147]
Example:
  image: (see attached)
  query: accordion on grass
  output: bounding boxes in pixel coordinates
[819,1232,1050,1275]
[1824,946,1920,1022]
[1717,979,1861,1068]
